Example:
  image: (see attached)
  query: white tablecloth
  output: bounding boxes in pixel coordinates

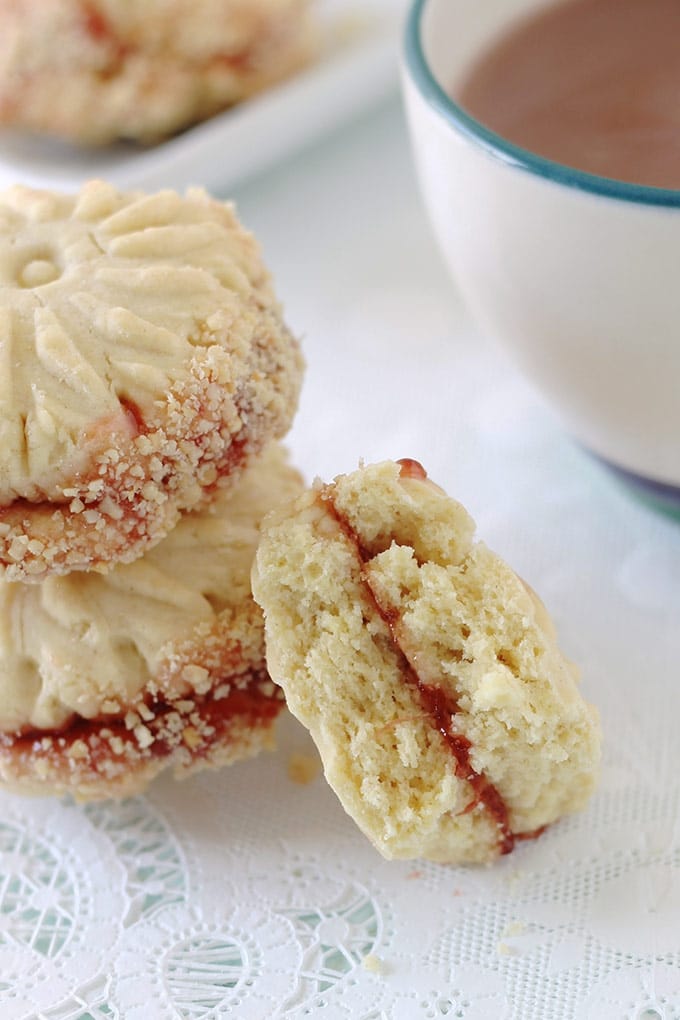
[2,97,679,1020]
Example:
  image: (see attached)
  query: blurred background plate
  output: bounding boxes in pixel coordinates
[0,0,407,195]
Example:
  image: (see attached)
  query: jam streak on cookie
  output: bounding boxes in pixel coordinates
[396,457,428,481]
[320,482,517,856]
[81,1,131,63]
[0,668,283,785]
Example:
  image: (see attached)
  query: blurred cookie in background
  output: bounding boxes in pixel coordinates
[0,0,315,144]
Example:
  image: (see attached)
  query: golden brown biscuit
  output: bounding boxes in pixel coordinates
[0,444,303,799]
[0,0,314,144]
[0,181,303,581]
[252,459,601,865]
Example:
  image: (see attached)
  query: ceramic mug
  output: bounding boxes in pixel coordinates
[402,0,680,516]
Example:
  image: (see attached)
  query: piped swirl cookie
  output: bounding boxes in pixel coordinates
[0,181,303,581]
[0,0,314,144]
[252,459,601,865]
[0,444,303,799]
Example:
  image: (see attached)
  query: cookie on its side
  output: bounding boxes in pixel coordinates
[252,459,601,865]
[0,0,314,144]
[0,444,303,799]
[0,181,303,581]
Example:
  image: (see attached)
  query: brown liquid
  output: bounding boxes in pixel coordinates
[457,0,680,189]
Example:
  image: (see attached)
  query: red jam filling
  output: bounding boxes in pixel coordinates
[397,458,428,481]
[1,670,283,774]
[81,3,111,42]
[322,483,525,856]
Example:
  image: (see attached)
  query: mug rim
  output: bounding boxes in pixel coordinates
[404,0,680,209]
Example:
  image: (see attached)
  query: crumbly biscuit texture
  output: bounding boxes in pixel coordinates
[0,181,303,580]
[0,444,303,798]
[0,0,314,144]
[252,459,601,865]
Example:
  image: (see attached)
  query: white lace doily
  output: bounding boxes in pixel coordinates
[3,706,679,1020]
[1,93,679,1020]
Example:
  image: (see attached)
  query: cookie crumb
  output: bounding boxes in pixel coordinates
[362,954,385,974]
[287,752,320,785]
[133,724,154,750]
[182,726,203,750]
[67,740,89,761]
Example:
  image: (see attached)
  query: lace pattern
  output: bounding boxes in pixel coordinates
[1,703,678,1019]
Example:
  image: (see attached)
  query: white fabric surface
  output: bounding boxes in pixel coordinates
[1,98,679,1020]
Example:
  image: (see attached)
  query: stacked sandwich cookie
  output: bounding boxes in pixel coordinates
[0,180,304,798]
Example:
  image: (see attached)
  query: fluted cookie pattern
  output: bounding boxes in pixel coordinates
[252,460,601,865]
[0,182,304,580]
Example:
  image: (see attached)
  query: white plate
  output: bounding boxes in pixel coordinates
[0,0,407,195]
